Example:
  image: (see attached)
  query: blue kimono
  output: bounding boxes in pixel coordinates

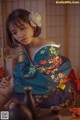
[13,44,77,108]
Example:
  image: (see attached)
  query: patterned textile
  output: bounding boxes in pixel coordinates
[13,44,77,108]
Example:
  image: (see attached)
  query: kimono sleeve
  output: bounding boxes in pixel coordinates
[13,61,27,94]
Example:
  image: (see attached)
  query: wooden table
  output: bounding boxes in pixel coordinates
[1,106,79,120]
[36,108,73,120]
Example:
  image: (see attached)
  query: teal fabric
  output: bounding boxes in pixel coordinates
[13,44,72,95]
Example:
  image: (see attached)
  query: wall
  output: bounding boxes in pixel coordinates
[45,0,80,77]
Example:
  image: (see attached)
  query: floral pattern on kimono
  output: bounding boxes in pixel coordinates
[13,44,77,108]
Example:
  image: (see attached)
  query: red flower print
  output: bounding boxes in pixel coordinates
[46,69,51,74]
[60,77,69,84]
[53,57,59,63]
[40,60,47,64]
[59,58,62,64]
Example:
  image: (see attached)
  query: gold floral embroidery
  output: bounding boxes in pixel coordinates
[49,47,56,54]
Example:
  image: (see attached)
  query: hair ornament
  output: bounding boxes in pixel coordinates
[29,12,42,28]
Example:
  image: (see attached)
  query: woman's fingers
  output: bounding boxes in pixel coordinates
[1,81,10,86]
[6,76,11,81]
[2,76,11,82]
[0,77,11,88]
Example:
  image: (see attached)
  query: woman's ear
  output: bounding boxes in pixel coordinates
[31,26,35,37]
[33,27,37,37]
[33,26,41,37]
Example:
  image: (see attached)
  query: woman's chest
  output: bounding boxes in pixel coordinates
[29,47,39,60]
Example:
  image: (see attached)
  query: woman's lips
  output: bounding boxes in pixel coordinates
[20,38,30,45]
[21,38,27,42]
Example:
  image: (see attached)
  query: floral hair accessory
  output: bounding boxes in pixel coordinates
[29,12,42,28]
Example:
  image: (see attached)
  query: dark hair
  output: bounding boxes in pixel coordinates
[6,9,41,48]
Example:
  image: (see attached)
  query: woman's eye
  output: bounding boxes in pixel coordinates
[20,27,25,30]
[12,32,17,35]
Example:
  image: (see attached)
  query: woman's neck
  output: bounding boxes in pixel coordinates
[29,37,42,48]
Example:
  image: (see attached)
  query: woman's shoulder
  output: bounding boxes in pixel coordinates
[41,39,55,44]
[33,39,60,57]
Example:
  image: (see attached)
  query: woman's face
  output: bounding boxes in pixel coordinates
[10,20,34,45]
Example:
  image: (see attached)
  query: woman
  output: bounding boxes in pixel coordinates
[6,9,78,108]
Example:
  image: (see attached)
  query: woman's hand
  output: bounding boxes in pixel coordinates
[0,76,11,89]
[0,76,13,107]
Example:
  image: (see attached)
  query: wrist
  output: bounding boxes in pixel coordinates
[18,51,24,56]
[18,44,24,51]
